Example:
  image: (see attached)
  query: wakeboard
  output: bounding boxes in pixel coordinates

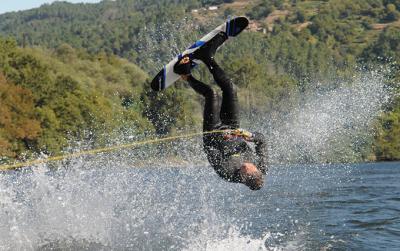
[150,16,249,91]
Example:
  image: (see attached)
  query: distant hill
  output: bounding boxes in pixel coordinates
[1,0,400,72]
[0,0,208,72]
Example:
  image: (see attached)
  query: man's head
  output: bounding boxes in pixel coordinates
[239,162,264,190]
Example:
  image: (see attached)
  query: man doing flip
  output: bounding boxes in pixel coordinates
[174,32,268,190]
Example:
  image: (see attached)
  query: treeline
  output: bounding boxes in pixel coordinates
[0,38,149,159]
[247,0,400,22]
[0,0,399,161]
[0,37,198,161]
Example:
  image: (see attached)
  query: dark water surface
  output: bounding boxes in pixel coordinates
[0,161,399,250]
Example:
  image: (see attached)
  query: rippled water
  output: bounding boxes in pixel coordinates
[0,160,399,250]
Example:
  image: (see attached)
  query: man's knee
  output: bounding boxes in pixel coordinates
[205,87,218,100]
[222,82,238,97]
[231,83,238,95]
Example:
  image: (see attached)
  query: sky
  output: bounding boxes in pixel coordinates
[0,0,102,14]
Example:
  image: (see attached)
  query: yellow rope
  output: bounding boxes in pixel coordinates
[0,130,226,171]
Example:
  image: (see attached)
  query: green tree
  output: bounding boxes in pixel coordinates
[140,85,194,135]
[0,74,42,157]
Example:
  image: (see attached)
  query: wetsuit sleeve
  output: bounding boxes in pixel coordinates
[203,135,241,183]
[204,145,222,168]
[252,132,268,174]
[203,135,223,170]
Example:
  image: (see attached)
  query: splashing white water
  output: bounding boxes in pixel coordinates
[0,161,297,251]
[266,69,393,163]
[184,227,271,251]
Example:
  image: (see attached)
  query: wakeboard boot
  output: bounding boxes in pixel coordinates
[173,55,192,75]
[192,31,228,67]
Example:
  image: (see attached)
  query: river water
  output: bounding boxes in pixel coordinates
[0,160,399,250]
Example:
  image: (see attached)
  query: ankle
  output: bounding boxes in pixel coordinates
[201,55,212,65]
[205,57,218,69]
[181,74,191,81]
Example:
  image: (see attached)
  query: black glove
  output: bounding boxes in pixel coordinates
[173,56,192,75]
[252,132,265,145]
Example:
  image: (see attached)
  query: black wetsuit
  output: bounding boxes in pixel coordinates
[188,59,268,182]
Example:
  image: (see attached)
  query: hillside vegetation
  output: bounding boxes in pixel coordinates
[0,0,399,162]
[0,39,152,159]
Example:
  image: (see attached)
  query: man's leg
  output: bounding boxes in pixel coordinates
[207,59,240,128]
[174,55,220,131]
[191,32,240,128]
[187,76,220,131]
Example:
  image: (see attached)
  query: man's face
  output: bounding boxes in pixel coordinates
[240,162,258,176]
[240,163,264,190]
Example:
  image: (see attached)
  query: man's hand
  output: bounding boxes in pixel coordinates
[174,55,192,77]
[178,56,191,80]
[224,129,253,141]
[179,56,190,65]
[232,129,253,138]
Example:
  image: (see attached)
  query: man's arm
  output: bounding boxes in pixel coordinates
[204,145,222,168]
[252,132,268,174]
[204,141,242,183]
